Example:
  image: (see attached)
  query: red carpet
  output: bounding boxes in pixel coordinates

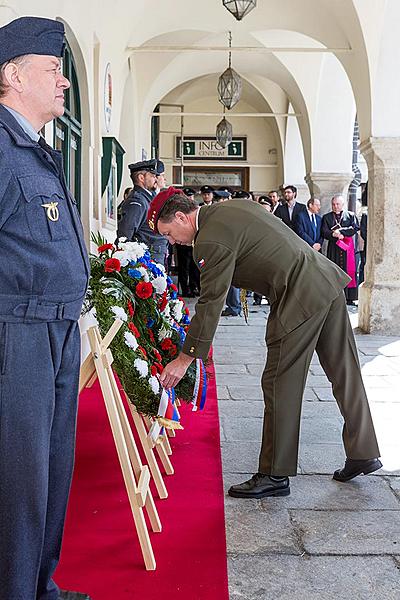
[55,357,229,600]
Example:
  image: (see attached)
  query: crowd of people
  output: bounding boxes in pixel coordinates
[117,163,366,313]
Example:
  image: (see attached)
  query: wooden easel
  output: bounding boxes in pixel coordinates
[79,320,162,570]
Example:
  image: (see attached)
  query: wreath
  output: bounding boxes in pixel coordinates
[83,233,205,424]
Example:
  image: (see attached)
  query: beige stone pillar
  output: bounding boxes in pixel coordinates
[304,172,354,215]
[358,138,400,335]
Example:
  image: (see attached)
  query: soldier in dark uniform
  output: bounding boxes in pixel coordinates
[0,17,91,600]
[117,159,168,265]
[199,185,214,206]
[147,189,382,500]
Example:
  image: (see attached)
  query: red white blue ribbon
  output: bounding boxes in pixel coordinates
[192,358,207,411]
[149,387,181,442]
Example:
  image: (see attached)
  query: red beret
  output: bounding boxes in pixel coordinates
[147,186,183,233]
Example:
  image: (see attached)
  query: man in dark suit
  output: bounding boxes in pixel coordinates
[275,185,308,230]
[294,198,323,251]
[148,189,382,500]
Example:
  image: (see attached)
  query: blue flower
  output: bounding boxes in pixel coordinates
[147,318,155,328]
[167,276,173,286]
[171,291,178,300]
[128,268,142,279]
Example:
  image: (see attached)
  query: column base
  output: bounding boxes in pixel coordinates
[359,281,400,335]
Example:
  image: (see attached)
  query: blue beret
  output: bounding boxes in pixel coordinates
[0,17,65,65]
[128,159,157,174]
[214,190,231,199]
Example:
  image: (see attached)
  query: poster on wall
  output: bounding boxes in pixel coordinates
[104,63,112,132]
[175,136,247,161]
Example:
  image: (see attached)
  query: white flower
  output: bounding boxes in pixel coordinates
[162,304,171,319]
[112,250,130,267]
[110,306,128,322]
[124,331,138,350]
[172,300,184,321]
[158,324,170,341]
[149,376,160,394]
[137,266,150,282]
[152,276,167,295]
[134,358,148,378]
[117,241,147,263]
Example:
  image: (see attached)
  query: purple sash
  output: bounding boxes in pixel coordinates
[336,237,357,288]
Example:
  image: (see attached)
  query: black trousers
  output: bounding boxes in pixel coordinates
[176,244,200,295]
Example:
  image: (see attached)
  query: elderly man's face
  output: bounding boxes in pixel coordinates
[202,192,213,204]
[18,55,70,124]
[332,196,344,213]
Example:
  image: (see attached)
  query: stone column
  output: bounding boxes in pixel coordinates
[304,172,354,215]
[358,138,400,335]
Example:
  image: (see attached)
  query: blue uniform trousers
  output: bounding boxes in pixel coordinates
[226,285,241,316]
[0,319,81,600]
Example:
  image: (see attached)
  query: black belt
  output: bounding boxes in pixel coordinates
[0,294,84,323]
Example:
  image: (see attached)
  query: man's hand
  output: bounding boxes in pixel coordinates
[159,352,194,389]
[312,243,321,251]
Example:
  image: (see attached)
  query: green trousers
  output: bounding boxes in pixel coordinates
[259,292,380,476]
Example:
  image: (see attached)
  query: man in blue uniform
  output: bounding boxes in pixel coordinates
[117,159,168,264]
[0,16,91,600]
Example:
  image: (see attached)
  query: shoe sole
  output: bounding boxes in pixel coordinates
[333,461,382,482]
[228,487,290,499]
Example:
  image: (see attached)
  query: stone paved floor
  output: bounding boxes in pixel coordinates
[212,302,400,600]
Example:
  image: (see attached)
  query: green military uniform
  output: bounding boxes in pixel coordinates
[182,200,380,476]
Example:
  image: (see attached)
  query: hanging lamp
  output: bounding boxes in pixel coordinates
[217,31,242,110]
[222,0,256,21]
[216,108,233,149]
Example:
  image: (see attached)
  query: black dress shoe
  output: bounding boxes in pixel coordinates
[228,473,290,499]
[333,458,383,482]
[221,308,240,317]
[59,591,92,600]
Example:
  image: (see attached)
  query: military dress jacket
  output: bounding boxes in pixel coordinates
[117,185,168,260]
[182,200,350,360]
[0,104,89,323]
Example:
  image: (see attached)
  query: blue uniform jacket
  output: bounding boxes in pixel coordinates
[293,210,323,247]
[117,184,168,260]
[0,104,89,322]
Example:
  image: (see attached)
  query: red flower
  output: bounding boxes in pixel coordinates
[170,283,178,292]
[104,258,121,272]
[154,362,164,374]
[169,344,177,357]
[128,322,140,338]
[150,365,158,377]
[98,243,114,253]
[184,307,190,316]
[149,330,155,343]
[161,338,173,351]
[153,349,162,361]
[136,282,153,299]
[127,301,135,317]
[138,346,147,358]
[158,291,168,312]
